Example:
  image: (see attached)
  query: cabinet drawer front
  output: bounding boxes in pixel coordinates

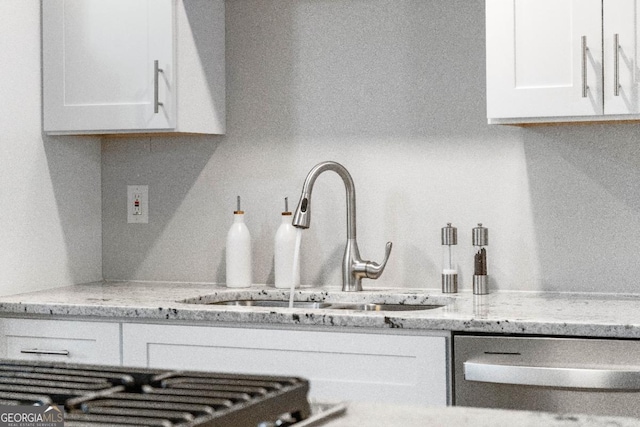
[8,336,95,363]
[0,319,120,365]
[123,324,449,406]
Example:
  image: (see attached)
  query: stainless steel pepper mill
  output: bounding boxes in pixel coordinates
[472,223,488,295]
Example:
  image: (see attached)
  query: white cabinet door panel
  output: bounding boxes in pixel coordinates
[487,0,603,119]
[43,0,174,132]
[122,323,449,406]
[603,0,640,114]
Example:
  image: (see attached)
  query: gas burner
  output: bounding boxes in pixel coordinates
[0,360,311,426]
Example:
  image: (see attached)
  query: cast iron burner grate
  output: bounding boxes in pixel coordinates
[0,360,311,426]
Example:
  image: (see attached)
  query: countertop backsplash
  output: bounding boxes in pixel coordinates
[6,1,640,296]
[100,0,640,295]
[6,2,640,297]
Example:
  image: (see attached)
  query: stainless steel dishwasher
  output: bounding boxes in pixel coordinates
[454,335,640,417]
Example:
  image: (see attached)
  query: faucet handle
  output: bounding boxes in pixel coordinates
[365,242,393,279]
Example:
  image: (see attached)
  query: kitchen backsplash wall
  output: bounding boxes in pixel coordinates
[102,0,640,293]
[1,1,102,296]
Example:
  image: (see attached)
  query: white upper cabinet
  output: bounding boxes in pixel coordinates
[43,0,225,135]
[486,0,640,124]
[602,0,640,115]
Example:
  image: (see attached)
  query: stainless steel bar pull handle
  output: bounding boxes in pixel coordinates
[154,60,164,114]
[614,34,620,96]
[582,36,589,98]
[21,349,69,356]
[465,360,640,390]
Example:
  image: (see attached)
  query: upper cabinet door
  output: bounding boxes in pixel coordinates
[603,0,640,115]
[486,0,603,121]
[43,0,175,133]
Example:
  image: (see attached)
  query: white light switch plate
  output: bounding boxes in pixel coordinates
[127,185,148,224]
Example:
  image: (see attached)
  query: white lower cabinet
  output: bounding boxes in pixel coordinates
[0,318,121,365]
[122,323,449,406]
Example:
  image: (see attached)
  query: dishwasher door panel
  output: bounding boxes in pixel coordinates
[454,335,640,417]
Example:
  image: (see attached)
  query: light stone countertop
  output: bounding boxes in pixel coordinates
[0,280,640,338]
[320,403,640,427]
[4,281,640,426]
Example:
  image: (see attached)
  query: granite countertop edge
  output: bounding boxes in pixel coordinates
[0,280,639,338]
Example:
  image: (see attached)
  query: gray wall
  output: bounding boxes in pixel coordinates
[0,1,102,296]
[102,0,640,294]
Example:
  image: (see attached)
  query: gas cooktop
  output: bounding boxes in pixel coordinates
[0,359,314,426]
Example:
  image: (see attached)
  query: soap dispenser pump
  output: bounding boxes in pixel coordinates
[274,197,300,289]
[226,196,252,288]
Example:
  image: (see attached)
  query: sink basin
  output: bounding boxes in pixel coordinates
[213,300,332,309]
[328,303,443,312]
[209,299,443,312]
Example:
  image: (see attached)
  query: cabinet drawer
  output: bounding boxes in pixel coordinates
[0,319,120,365]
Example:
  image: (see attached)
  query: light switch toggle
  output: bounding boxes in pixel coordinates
[127,185,149,224]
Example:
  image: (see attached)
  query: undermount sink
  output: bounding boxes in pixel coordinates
[214,300,332,309]
[333,303,444,312]
[210,299,443,312]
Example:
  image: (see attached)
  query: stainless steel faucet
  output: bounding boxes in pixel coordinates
[292,161,392,292]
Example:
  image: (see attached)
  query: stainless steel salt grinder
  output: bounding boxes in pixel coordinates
[472,223,489,295]
[441,223,458,293]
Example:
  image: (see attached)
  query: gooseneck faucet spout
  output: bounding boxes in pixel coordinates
[292,161,392,292]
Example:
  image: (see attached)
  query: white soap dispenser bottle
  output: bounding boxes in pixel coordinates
[274,197,300,289]
[226,196,252,288]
